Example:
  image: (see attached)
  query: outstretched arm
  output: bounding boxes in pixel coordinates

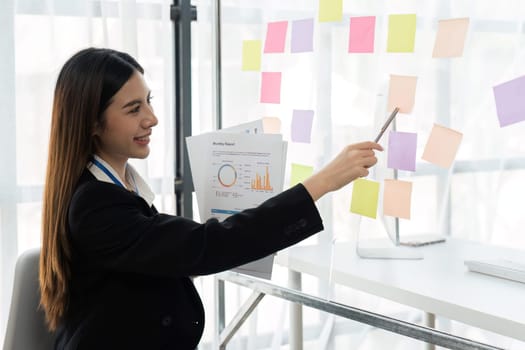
[302,141,383,202]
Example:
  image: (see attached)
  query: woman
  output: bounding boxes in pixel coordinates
[40,47,382,349]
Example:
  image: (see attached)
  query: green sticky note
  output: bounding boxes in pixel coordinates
[318,0,343,22]
[290,163,314,187]
[387,14,417,53]
[242,40,261,71]
[350,178,380,219]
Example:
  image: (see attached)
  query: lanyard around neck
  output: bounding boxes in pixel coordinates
[91,158,126,189]
[91,157,139,194]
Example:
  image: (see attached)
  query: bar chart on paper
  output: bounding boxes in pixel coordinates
[251,166,273,191]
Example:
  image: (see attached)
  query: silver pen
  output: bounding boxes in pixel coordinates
[374,107,400,143]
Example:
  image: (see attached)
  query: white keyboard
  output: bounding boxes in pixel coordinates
[465,259,525,284]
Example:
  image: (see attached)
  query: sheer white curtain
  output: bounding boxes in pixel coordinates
[0,0,175,342]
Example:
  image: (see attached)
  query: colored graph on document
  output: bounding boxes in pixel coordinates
[250,166,273,191]
[217,164,237,187]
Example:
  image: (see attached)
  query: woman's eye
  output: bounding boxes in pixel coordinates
[147,95,154,105]
[130,106,140,114]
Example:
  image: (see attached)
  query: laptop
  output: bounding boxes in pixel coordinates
[399,234,446,247]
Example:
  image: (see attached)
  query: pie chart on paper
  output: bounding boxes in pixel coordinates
[217,164,237,187]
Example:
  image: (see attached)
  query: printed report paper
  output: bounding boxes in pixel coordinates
[187,127,287,279]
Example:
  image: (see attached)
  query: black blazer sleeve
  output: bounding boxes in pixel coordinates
[68,181,323,277]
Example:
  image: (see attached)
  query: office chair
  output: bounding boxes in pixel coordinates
[3,248,55,350]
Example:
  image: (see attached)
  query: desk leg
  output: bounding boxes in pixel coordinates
[214,278,225,350]
[289,270,303,350]
[424,312,436,350]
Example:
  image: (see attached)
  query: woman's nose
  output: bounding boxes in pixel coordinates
[143,109,158,128]
[148,113,158,127]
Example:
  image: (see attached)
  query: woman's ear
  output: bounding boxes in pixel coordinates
[91,123,99,136]
[92,123,100,136]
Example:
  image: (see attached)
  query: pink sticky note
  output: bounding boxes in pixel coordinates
[387,75,418,114]
[260,72,282,104]
[291,110,314,143]
[264,21,288,53]
[422,124,463,168]
[383,179,412,219]
[348,16,376,53]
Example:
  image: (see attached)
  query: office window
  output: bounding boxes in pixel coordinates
[0,0,174,343]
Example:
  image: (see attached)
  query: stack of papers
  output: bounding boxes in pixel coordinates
[186,119,287,279]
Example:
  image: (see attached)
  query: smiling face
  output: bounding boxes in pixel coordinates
[94,70,158,170]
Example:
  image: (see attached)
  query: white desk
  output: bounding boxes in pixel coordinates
[274,237,525,343]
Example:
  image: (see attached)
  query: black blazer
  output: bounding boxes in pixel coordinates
[55,170,323,350]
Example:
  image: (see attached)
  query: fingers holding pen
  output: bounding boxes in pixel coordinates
[348,141,384,152]
[345,142,382,169]
[302,141,383,201]
[361,154,378,168]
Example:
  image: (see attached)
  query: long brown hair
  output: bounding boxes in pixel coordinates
[40,48,143,330]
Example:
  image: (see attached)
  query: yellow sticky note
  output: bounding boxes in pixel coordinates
[422,124,463,168]
[262,117,282,134]
[383,179,412,219]
[387,14,417,53]
[318,0,343,22]
[290,164,314,187]
[242,40,261,71]
[350,178,380,219]
[387,75,418,114]
[432,18,469,58]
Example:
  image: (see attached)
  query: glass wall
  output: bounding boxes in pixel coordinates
[191,1,525,348]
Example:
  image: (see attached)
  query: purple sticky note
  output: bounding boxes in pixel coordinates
[387,131,417,171]
[348,16,376,53]
[291,18,314,53]
[493,75,525,127]
[291,110,314,143]
[264,21,288,53]
[260,72,282,104]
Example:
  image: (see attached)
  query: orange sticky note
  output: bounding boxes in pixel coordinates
[350,178,380,219]
[432,18,469,58]
[387,75,418,114]
[262,117,282,134]
[383,179,412,219]
[422,124,463,168]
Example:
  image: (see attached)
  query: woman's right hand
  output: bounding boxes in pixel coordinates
[302,141,383,202]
